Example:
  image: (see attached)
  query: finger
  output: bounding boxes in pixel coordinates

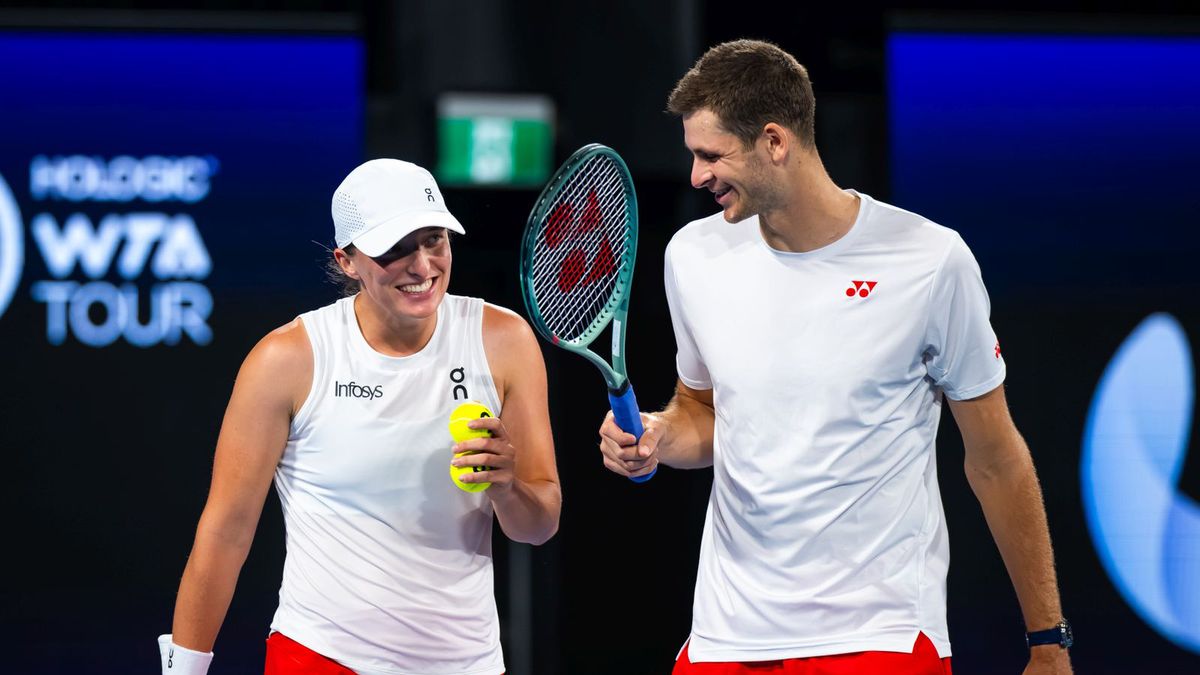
[467,416,504,435]
[599,413,638,447]
[457,468,500,485]
[452,452,510,469]
[599,435,641,462]
[620,431,652,461]
[452,438,511,454]
[620,456,653,472]
[627,457,658,478]
[635,419,661,458]
[461,468,513,487]
[602,455,632,478]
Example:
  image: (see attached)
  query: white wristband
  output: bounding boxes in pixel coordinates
[158,634,213,675]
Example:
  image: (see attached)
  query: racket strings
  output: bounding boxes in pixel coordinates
[532,174,627,290]
[530,158,625,278]
[530,156,631,343]
[532,162,627,335]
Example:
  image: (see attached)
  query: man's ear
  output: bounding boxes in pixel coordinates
[761,122,791,164]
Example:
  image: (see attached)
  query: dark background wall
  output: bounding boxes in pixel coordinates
[0,1,1198,674]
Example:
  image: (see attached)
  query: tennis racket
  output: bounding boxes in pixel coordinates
[519,143,654,483]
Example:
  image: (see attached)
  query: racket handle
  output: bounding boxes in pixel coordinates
[608,382,656,483]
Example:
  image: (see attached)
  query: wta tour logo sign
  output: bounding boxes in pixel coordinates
[0,156,216,347]
[1082,313,1200,653]
[544,190,617,294]
[0,173,22,321]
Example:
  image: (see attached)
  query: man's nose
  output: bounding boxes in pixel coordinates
[691,158,711,189]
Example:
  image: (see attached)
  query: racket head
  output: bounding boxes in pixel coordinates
[519,144,638,386]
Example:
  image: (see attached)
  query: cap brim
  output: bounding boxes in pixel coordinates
[351,211,466,257]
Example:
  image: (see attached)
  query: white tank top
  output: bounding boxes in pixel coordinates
[269,294,505,675]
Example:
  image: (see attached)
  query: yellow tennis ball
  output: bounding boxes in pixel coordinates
[450,453,491,492]
[448,401,494,443]
[448,401,494,492]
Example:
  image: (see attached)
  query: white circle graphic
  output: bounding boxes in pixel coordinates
[0,172,24,320]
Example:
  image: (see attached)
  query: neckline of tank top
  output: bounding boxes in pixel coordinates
[343,294,448,365]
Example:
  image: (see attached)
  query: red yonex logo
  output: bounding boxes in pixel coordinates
[544,189,616,293]
[846,280,877,298]
[995,341,1002,359]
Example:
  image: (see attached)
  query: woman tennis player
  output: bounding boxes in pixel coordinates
[158,159,560,675]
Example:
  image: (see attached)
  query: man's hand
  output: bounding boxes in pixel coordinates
[598,411,660,479]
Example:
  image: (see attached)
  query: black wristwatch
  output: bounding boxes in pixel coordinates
[1026,619,1073,649]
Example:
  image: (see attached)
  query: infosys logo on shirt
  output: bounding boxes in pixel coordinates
[1082,313,1200,654]
[334,380,383,400]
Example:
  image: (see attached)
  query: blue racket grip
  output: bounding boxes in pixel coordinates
[608,382,656,483]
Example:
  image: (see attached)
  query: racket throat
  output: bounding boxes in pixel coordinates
[607,379,633,397]
[579,347,625,391]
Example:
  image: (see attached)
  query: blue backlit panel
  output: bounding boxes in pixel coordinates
[890,29,1200,660]
[0,31,363,347]
[888,33,1200,297]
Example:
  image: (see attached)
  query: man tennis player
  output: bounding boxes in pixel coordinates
[598,40,1073,674]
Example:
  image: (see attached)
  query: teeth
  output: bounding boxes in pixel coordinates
[399,279,433,293]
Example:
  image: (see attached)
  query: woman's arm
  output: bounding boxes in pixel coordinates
[170,319,312,651]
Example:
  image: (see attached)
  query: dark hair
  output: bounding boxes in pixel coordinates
[667,39,816,148]
[325,243,360,296]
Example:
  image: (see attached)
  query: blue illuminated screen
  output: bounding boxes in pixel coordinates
[889,30,1200,658]
[888,33,1200,297]
[0,31,364,348]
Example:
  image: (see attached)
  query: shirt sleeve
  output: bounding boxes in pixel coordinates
[924,233,1006,400]
[664,242,712,390]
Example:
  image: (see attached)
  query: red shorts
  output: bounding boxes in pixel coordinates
[263,632,507,674]
[264,632,355,675]
[673,632,952,675]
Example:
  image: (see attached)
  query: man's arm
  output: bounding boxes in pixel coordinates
[948,385,1073,675]
[469,305,561,545]
[598,378,715,477]
[170,320,310,653]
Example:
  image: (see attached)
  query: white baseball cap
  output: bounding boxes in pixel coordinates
[331,159,465,257]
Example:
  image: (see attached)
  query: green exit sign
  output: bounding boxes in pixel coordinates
[437,93,554,187]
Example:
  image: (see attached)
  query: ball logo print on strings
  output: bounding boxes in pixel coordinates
[448,400,494,492]
[0,173,24,322]
[544,189,616,294]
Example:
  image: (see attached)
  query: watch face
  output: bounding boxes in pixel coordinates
[1061,620,1074,648]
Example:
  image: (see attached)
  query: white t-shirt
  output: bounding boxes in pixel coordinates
[270,294,505,675]
[664,192,1004,662]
